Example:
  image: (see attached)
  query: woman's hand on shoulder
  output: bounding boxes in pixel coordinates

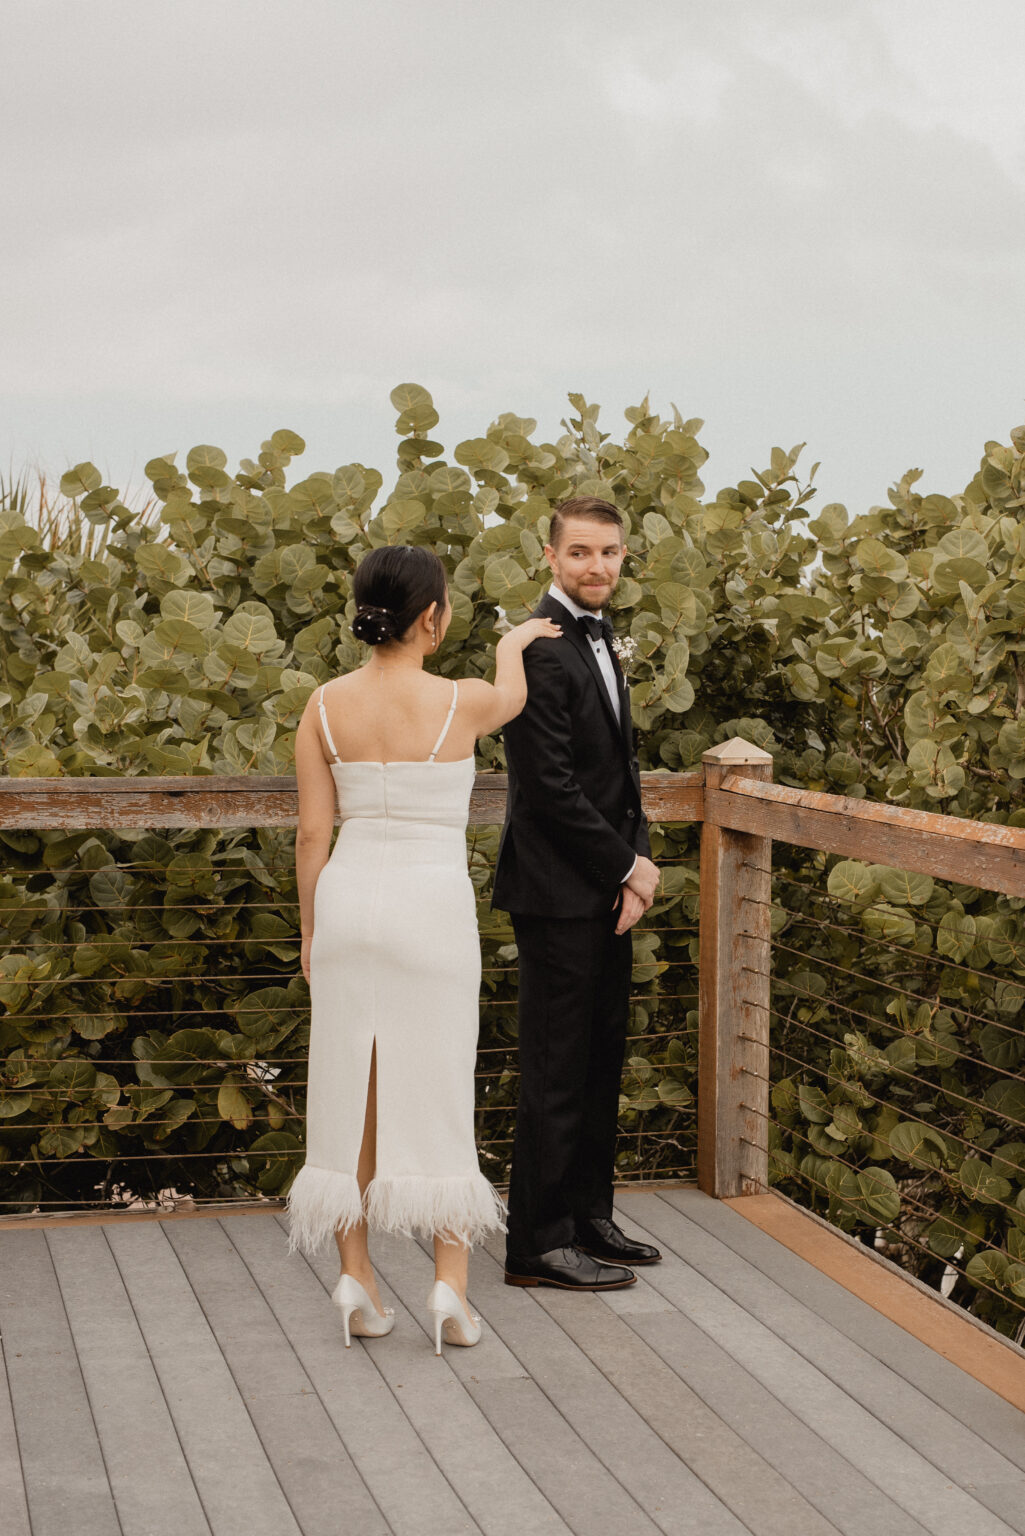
[461,615,563,738]
[497,615,563,653]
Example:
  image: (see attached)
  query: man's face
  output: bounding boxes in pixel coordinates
[544,517,626,612]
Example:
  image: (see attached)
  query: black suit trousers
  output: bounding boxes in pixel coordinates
[506,911,633,1257]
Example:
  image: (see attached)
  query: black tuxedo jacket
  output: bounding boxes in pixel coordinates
[492,591,650,918]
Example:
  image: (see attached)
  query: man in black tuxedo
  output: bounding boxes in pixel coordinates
[493,496,663,1289]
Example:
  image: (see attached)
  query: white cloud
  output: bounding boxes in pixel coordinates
[2,0,1024,516]
[600,53,733,126]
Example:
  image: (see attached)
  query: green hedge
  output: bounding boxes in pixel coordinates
[3,387,1025,1334]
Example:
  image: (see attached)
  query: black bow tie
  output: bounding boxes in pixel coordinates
[578,613,615,646]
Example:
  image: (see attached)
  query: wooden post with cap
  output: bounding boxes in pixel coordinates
[697,738,773,1197]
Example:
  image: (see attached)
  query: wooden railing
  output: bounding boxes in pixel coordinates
[0,772,704,832]
[694,736,1025,1208]
[5,745,1025,1207]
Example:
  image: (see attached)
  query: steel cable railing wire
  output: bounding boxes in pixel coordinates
[772,913,1025,1043]
[744,968,1025,1103]
[772,864,1025,941]
[741,855,1025,956]
[736,1116,1025,1328]
[1,850,698,1209]
[737,878,1025,1044]
[751,868,1025,1332]
[0,1031,700,1070]
[745,1036,1025,1232]
[747,1012,1025,1188]
[765,934,1025,1047]
[739,1086,1019,1270]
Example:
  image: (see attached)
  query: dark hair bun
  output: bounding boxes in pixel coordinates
[352,603,399,646]
[351,544,448,649]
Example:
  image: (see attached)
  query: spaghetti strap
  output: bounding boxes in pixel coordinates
[427,680,459,762]
[317,685,342,764]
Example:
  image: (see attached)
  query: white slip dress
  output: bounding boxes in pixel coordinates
[286,679,507,1255]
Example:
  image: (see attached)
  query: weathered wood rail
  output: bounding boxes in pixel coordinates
[5,743,1025,1207]
[0,771,705,830]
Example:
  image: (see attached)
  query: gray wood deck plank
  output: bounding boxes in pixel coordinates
[659,1187,1025,1473]
[617,1193,1019,1536]
[478,1233,840,1536]
[162,1217,389,1536]
[284,1215,571,1536]
[220,1212,480,1536]
[0,1339,31,1536]
[592,1258,930,1536]
[366,1225,663,1536]
[627,1193,1025,1528]
[0,1229,120,1536]
[47,1227,211,1536]
[423,1230,746,1536]
[104,1222,301,1536]
[5,1190,1025,1536]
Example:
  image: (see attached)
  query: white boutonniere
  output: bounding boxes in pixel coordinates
[611,635,639,673]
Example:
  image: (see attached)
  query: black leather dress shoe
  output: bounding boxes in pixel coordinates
[575,1217,661,1266]
[504,1245,637,1290]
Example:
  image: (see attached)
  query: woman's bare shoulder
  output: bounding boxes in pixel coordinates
[452,676,494,705]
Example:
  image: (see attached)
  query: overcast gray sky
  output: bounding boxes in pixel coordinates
[4,0,1024,513]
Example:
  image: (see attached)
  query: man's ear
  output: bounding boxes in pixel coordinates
[543,544,556,571]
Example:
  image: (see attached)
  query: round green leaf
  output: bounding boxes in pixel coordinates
[60,462,102,498]
[873,866,934,906]
[855,1167,900,1224]
[965,1250,1009,1289]
[827,861,879,906]
[186,444,228,475]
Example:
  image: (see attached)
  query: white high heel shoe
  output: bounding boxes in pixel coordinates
[427,1280,482,1354]
[332,1274,395,1347]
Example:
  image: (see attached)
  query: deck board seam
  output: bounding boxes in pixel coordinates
[472,1242,790,1536]
[605,1210,940,1536]
[270,1217,492,1535]
[613,1203,949,1535]
[220,1220,404,1536]
[43,1230,126,1536]
[650,1191,1025,1509]
[148,1220,305,1536]
[0,1336,31,1536]
[661,1190,1025,1469]
[629,1196,1019,1535]
[100,1225,215,1536]
[274,1213,555,1536]
[437,1238,708,1536]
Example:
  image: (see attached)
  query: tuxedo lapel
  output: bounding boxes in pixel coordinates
[608,641,635,756]
[537,593,629,751]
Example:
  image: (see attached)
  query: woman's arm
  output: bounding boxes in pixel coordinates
[460,616,563,739]
[294,704,337,982]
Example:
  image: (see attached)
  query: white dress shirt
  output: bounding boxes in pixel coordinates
[548,584,620,722]
[548,585,637,883]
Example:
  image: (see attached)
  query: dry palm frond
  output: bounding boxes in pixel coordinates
[1,467,163,558]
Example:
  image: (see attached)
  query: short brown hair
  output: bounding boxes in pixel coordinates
[548,496,625,549]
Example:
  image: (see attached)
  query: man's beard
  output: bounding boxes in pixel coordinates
[561,573,616,612]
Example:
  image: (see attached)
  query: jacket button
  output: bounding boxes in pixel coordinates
[626,808,635,819]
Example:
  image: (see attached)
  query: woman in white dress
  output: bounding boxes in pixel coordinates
[287,544,560,1352]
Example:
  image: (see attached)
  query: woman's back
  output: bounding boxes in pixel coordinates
[316,668,479,766]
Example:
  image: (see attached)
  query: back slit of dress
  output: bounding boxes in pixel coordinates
[312,678,459,1189]
[286,679,506,1256]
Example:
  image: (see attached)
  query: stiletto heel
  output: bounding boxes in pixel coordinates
[332,1274,395,1346]
[427,1280,481,1354]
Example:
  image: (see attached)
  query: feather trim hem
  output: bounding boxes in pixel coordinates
[365,1172,507,1246]
[286,1165,507,1255]
[286,1165,363,1257]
